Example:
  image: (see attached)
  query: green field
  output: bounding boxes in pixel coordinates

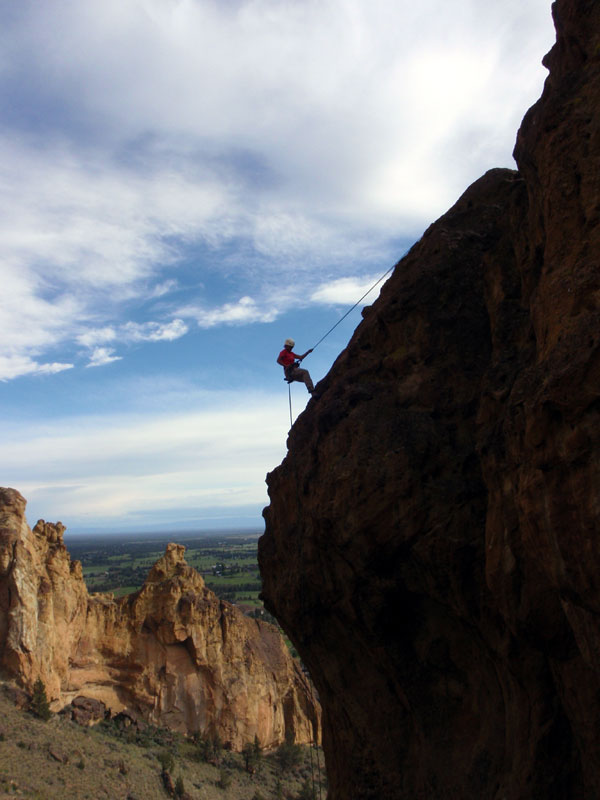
[69,531,265,612]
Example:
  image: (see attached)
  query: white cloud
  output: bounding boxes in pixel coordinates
[76,320,188,366]
[77,327,117,348]
[86,347,122,368]
[121,319,189,342]
[0,0,558,531]
[3,391,289,526]
[179,296,279,328]
[0,355,73,382]
[0,0,556,381]
[2,0,555,229]
[0,263,83,362]
[0,136,228,378]
[0,136,227,289]
[310,275,386,306]
[149,279,179,299]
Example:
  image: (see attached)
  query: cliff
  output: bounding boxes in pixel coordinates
[0,487,319,750]
[259,0,600,796]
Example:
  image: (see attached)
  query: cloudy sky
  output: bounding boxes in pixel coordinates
[1,0,555,534]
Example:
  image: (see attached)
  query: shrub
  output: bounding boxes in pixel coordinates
[217,768,231,789]
[276,731,302,772]
[253,734,262,762]
[195,732,223,763]
[194,734,215,762]
[175,775,185,797]
[30,678,52,721]
[242,739,261,773]
[157,748,175,773]
[297,777,316,800]
[194,735,210,762]
[212,733,223,760]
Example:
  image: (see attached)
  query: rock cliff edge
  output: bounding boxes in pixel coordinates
[260,0,600,796]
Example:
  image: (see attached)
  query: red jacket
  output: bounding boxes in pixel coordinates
[277,348,298,368]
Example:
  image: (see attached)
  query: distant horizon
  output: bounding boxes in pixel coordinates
[18,491,267,540]
[63,524,264,542]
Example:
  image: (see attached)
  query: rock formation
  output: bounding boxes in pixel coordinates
[260,0,600,796]
[0,487,319,750]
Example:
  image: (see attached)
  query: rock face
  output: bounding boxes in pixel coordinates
[0,488,318,750]
[260,0,600,797]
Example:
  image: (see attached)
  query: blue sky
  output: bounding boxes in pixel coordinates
[1,0,555,534]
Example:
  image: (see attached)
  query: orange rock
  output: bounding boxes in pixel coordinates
[0,488,319,750]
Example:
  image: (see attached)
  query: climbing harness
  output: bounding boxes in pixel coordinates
[284,361,302,382]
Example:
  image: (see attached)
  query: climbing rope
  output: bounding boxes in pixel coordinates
[309,264,395,351]
[278,269,397,792]
[285,264,395,425]
[282,268,397,791]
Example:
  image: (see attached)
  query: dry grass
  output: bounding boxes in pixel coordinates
[0,684,326,799]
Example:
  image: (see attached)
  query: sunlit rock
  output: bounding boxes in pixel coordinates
[0,487,319,750]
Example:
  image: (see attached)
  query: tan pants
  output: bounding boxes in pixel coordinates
[286,366,314,393]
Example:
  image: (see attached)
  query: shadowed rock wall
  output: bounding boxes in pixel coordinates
[0,487,319,750]
[260,0,600,796]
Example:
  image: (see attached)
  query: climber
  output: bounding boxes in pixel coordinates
[277,338,315,394]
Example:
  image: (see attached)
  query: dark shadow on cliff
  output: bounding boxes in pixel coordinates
[259,1,600,797]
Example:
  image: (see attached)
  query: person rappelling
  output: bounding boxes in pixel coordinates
[277,338,315,394]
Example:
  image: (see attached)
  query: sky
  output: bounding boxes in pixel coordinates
[0,0,556,535]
